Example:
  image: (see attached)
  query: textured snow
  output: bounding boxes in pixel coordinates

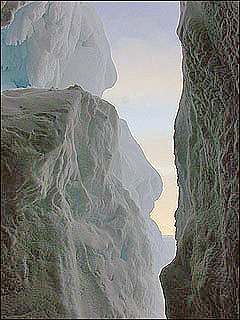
[112,119,162,215]
[1,1,33,28]
[1,1,117,96]
[1,87,173,318]
[1,1,176,318]
[111,118,173,276]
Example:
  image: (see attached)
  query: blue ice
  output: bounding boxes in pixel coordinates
[120,247,127,262]
[1,29,31,90]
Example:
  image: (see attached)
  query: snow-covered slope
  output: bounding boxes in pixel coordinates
[1,86,168,319]
[1,1,117,96]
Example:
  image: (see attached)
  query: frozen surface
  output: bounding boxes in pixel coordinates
[112,119,162,215]
[1,1,33,28]
[162,236,176,262]
[1,2,176,318]
[160,2,239,319]
[111,119,175,274]
[1,86,174,319]
[1,1,117,96]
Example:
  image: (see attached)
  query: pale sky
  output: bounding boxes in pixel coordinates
[91,1,182,235]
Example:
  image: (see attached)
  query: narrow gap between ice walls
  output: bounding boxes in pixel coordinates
[1,1,180,319]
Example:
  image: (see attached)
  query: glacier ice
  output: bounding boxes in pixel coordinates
[112,118,162,215]
[1,1,117,96]
[1,1,176,319]
[1,86,172,318]
[1,1,33,28]
[111,118,174,275]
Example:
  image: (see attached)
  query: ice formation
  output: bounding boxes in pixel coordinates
[1,1,33,28]
[160,2,239,319]
[1,1,176,319]
[112,119,174,275]
[1,86,172,318]
[1,1,117,96]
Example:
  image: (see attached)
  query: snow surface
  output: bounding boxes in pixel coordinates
[113,119,163,215]
[1,1,117,96]
[1,87,174,318]
[111,118,172,276]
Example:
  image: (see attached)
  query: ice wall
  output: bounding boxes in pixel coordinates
[111,118,173,274]
[1,86,167,319]
[160,2,239,319]
[1,2,175,318]
[1,1,117,96]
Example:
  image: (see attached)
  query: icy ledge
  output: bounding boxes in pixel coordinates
[1,1,117,96]
[1,86,169,319]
